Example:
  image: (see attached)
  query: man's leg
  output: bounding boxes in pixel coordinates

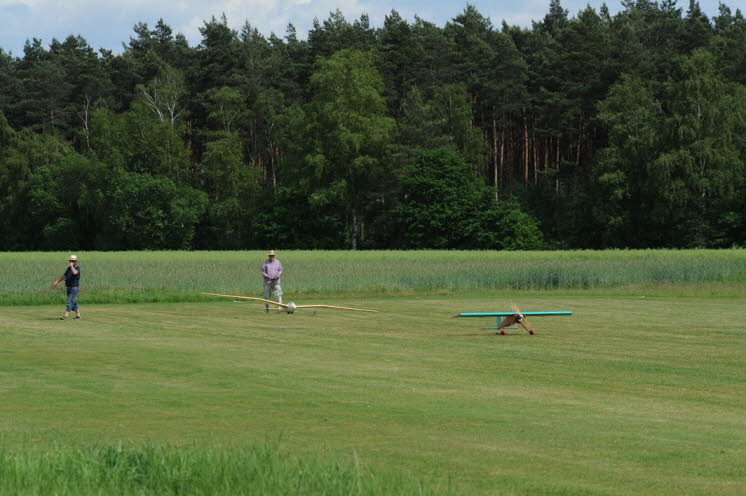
[70,286,80,318]
[274,283,283,305]
[263,280,271,312]
[271,282,283,312]
[62,287,73,319]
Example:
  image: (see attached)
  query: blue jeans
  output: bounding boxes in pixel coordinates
[66,286,79,312]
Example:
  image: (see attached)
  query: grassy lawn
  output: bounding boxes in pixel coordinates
[2,294,745,494]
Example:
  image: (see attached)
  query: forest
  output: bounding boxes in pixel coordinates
[0,0,745,250]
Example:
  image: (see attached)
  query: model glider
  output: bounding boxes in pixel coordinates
[200,292,377,313]
[455,304,571,335]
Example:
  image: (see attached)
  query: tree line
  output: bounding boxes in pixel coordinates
[1,0,745,250]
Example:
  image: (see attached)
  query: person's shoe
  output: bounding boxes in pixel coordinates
[264,308,270,314]
[60,316,68,320]
[74,315,81,319]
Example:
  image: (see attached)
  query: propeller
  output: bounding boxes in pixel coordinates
[497,304,534,335]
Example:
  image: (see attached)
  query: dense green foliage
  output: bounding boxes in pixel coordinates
[2,249,745,305]
[394,148,543,249]
[1,2,746,249]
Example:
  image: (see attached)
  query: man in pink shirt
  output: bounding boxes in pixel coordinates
[260,250,283,313]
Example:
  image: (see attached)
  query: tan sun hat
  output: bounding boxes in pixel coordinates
[69,255,78,261]
[267,250,276,256]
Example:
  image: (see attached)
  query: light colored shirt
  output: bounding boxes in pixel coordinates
[261,259,283,281]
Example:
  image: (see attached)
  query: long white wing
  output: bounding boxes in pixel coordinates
[201,293,376,312]
[201,292,289,308]
[294,304,377,313]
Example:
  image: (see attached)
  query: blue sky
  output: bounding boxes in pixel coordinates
[0,0,731,56]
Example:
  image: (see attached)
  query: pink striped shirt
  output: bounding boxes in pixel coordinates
[261,259,283,281]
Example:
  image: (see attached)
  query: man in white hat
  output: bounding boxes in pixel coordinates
[52,254,82,320]
[260,250,283,313]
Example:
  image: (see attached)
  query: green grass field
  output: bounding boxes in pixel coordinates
[2,249,746,305]
[2,289,746,494]
[0,443,457,496]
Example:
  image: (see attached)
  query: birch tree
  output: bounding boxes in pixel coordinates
[138,63,185,128]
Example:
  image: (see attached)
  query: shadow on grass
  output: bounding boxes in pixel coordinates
[451,332,554,337]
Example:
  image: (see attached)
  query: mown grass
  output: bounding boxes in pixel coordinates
[2,249,746,305]
[2,295,746,494]
[0,443,453,495]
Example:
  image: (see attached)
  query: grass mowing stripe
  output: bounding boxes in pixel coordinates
[2,295,745,494]
[2,249,746,305]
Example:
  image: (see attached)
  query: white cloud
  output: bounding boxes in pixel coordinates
[0,0,399,55]
[175,0,380,45]
[0,0,727,56]
[0,0,38,6]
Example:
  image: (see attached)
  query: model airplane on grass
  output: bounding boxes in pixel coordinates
[455,304,572,335]
[200,292,378,313]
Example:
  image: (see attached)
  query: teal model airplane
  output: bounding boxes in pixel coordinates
[455,305,572,335]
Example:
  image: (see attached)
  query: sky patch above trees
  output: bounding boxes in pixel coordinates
[0,0,725,55]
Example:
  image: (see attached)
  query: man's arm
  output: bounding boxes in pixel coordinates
[52,273,65,287]
[70,264,79,276]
